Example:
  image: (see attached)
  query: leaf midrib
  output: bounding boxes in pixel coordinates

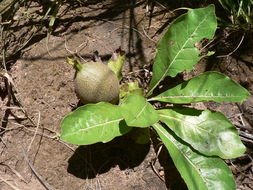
[147,12,209,96]
[130,101,148,124]
[148,94,244,101]
[153,123,209,189]
[63,118,124,137]
[160,114,218,139]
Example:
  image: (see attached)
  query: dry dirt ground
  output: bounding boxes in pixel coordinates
[0,1,253,190]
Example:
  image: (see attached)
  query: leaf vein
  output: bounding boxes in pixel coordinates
[63,118,124,137]
[149,95,243,101]
[153,124,208,186]
[160,114,217,138]
[148,13,209,95]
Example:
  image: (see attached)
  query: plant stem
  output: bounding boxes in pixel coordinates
[67,57,83,71]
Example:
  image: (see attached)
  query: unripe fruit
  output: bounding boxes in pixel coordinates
[74,61,120,104]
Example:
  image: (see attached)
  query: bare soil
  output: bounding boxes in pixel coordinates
[0,1,253,190]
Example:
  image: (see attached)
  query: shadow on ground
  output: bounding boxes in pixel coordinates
[67,129,150,179]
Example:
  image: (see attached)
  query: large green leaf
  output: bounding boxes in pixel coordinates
[148,72,250,103]
[158,108,246,159]
[147,5,217,96]
[60,102,131,145]
[153,123,236,190]
[120,94,159,127]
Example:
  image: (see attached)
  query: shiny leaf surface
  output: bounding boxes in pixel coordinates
[158,108,246,159]
[153,123,236,190]
[120,94,159,127]
[148,5,217,96]
[149,72,250,103]
[60,102,131,145]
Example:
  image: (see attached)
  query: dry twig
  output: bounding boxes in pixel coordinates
[0,163,28,183]
[21,148,56,190]
[217,33,245,58]
[0,174,22,190]
[27,110,41,152]
[150,143,165,183]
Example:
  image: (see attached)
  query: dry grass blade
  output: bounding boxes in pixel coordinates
[217,33,245,58]
[21,148,56,190]
[27,110,41,152]
[150,143,165,183]
[240,131,253,141]
[1,163,28,183]
[0,174,22,190]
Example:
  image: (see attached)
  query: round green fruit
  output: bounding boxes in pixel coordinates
[74,62,120,104]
